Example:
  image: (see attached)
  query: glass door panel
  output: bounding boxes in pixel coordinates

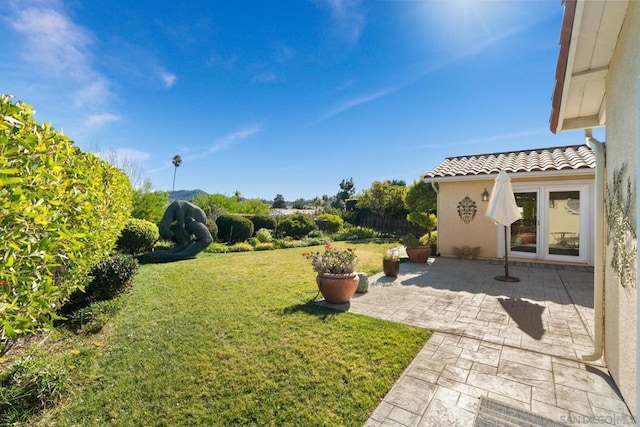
[511,192,538,255]
[548,190,580,257]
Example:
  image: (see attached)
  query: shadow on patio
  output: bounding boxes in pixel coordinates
[350,256,595,360]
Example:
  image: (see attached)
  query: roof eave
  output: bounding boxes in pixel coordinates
[550,0,578,134]
[423,168,595,184]
[549,0,630,134]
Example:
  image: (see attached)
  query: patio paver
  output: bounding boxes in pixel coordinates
[350,257,634,426]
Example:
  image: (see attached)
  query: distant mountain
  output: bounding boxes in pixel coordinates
[169,189,208,201]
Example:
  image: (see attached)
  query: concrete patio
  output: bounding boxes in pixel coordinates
[348,257,634,426]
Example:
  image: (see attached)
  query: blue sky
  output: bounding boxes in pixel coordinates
[0,0,602,200]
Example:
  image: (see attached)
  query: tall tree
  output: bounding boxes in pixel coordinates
[131,179,170,223]
[337,178,355,201]
[357,181,408,221]
[93,145,146,189]
[272,194,286,209]
[171,154,182,193]
[311,197,324,213]
[292,198,306,209]
[333,178,355,210]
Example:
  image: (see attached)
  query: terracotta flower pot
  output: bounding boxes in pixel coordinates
[383,259,400,277]
[316,273,359,303]
[405,246,432,263]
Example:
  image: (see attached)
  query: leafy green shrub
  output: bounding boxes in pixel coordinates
[154,240,174,251]
[254,243,275,251]
[0,95,132,350]
[228,242,254,252]
[279,213,316,239]
[281,239,308,248]
[271,237,298,249]
[216,214,254,243]
[206,219,219,240]
[192,193,270,215]
[272,238,287,249]
[422,231,438,252]
[250,215,276,231]
[131,181,169,223]
[203,243,230,253]
[308,229,325,239]
[332,226,381,241]
[67,255,138,308]
[301,237,331,247]
[116,218,159,254]
[255,228,273,243]
[315,213,344,233]
[401,233,421,248]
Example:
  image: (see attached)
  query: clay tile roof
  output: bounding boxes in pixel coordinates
[423,145,595,179]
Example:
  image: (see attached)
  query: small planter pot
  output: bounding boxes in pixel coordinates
[405,246,432,263]
[383,259,400,277]
[316,273,359,303]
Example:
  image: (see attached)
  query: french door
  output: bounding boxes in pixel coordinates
[507,184,591,264]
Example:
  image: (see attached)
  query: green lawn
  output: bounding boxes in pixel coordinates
[30,242,431,425]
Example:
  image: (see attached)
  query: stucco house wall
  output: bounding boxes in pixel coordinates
[436,180,497,258]
[601,0,638,413]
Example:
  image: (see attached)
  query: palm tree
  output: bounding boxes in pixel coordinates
[171,155,182,193]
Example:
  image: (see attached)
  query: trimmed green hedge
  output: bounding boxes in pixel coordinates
[78,255,138,304]
[216,215,254,243]
[279,213,316,239]
[206,219,219,240]
[249,215,276,231]
[316,213,344,233]
[116,218,159,254]
[0,95,132,349]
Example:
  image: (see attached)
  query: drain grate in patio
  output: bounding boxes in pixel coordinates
[474,397,568,427]
[485,260,593,272]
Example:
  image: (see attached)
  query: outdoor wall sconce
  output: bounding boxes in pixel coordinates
[481,188,490,202]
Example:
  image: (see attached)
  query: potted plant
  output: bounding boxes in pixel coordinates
[383,251,400,277]
[303,244,359,303]
[402,233,432,263]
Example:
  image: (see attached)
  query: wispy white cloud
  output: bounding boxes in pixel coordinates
[97,147,151,163]
[158,70,177,88]
[10,5,91,75]
[317,87,397,123]
[83,113,122,129]
[8,2,113,108]
[208,123,263,154]
[105,41,177,90]
[184,123,264,161]
[314,0,365,44]
[398,129,549,152]
[421,26,525,77]
[74,79,112,108]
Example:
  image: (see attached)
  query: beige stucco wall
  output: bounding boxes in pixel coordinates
[602,0,638,416]
[436,180,497,258]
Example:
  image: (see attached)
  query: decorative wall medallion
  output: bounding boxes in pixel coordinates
[606,163,637,288]
[457,196,477,224]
